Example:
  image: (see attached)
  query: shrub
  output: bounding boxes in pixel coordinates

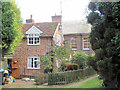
[35,73,48,85]
[65,64,79,71]
[71,51,88,69]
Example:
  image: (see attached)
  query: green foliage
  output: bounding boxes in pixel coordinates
[50,42,72,61]
[35,73,48,85]
[87,12,101,25]
[2,1,23,55]
[40,42,72,72]
[71,77,103,88]
[40,55,52,70]
[48,68,96,85]
[50,42,72,72]
[65,64,79,71]
[71,51,88,69]
[87,2,120,88]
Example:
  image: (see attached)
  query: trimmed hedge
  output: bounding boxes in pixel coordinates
[48,68,96,85]
[35,73,48,85]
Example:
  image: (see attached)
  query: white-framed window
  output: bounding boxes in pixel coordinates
[27,34,40,45]
[70,37,77,51]
[83,37,90,50]
[27,57,40,69]
[56,34,61,46]
[56,59,61,68]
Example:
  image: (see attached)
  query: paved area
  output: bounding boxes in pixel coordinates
[2,75,99,88]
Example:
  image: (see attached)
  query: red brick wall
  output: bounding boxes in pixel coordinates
[13,24,64,75]
[14,37,53,75]
[64,34,94,56]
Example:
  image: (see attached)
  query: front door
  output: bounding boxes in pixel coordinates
[11,58,20,79]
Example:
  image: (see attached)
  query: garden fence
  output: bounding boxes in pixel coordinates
[48,68,96,85]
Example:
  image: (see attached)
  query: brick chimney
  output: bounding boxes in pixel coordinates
[26,15,34,23]
[52,14,62,24]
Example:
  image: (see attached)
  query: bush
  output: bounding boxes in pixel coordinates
[71,51,88,69]
[65,64,79,71]
[35,73,48,85]
[48,68,96,85]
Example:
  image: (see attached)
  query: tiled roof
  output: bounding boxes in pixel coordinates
[22,22,58,37]
[62,20,91,35]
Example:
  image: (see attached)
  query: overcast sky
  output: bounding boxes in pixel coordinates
[15,0,90,23]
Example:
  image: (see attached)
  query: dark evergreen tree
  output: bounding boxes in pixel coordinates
[87,2,120,88]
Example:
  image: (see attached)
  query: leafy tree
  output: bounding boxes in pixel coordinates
[87,2,120,88]
[71,51,88,69]
[40,42,72,72]
[40,55,52,70]
[50,42,72,71]
[2,1,23,56]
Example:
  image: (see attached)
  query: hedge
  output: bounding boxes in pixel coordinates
[48,68,96,85]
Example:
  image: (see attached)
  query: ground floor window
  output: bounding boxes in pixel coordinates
[28,57,40,69]
[56,59,61,68]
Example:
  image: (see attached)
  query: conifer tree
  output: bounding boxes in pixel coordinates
[87,2,120,88]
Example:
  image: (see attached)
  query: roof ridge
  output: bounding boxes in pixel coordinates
[23,21,58,25]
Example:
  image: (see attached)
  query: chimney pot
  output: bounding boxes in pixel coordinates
[52,15,62,23]
[26,15,34,23]
[30,15,32,19]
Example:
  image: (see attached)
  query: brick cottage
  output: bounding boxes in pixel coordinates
[6,15,94,78]
[13,15,64,76]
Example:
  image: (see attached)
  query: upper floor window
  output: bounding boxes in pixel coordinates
[83,37,89,50]
[26,25,43,45]
[56,34,61,46]
[27,34,40,45]
[28,57,40,69]
[70,37,77,51]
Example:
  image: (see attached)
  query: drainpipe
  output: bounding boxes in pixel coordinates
[51,37,53,46]
[80,34,82,51]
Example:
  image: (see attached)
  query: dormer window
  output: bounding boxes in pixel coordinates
[28,34,40,45]
[25,25,43,45]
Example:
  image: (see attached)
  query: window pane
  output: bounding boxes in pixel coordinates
[83,37,89,49]
[29,38,33,44]
[70,37,77,49]
[34,60,40,68]
[34,38,39,44]
[31,58,33,68]
[28,58,32,68]
[34,61,37,68]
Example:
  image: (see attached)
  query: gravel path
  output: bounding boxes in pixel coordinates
[2,75,99,88]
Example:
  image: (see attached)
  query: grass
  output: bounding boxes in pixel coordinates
[33,75,103,88]
[70,77,103,88]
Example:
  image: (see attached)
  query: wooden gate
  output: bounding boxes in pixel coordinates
[12,58,20,79]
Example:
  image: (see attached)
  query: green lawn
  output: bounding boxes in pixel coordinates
[70,77,103,88]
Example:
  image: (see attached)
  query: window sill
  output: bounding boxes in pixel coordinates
[27,44,40,46]
[27,68,40,69]
[72,48,77,50]
[83,48,90,51]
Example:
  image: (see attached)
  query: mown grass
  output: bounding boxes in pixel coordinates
[70,77,103,88]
